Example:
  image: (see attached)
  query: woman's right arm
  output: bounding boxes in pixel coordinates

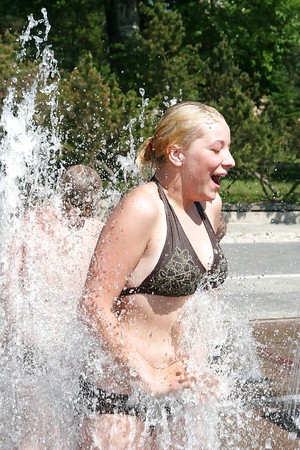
[80,187,160,389]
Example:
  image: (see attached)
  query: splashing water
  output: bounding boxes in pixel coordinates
[0,10,99,449]
[264,328,300,441]
[285,339,300,433]
[0,8,61,233]
[116,117,139,184]
[0,10,286,450]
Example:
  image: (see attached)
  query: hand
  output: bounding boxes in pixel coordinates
[195,372,220,404]
[149,356,196,396]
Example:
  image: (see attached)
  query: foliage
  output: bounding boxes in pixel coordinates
[0,31,39,103]
[221,178,300,205]
[0,0,300,202]
[172,0,300,90]
[109,1,205,100]
[59,61,146,176]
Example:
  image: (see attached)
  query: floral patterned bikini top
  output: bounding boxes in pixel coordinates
[120,177,228,298]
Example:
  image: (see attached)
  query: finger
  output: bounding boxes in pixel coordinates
[203,376,219,389]
[199,393,208,404]
[178,372,197,385]
[178,379,196,389]
[181,356,189,365]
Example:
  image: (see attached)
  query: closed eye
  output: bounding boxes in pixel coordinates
[210,140,230,153]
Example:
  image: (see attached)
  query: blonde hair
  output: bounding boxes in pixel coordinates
[137,101,224,168]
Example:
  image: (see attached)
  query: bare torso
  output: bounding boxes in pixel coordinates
[84,181,221,394]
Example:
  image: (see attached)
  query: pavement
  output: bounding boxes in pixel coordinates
[220,210,300,321]
[222,209,300,244]
[220,211,300,448]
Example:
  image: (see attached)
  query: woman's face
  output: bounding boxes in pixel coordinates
[181,118,235,202]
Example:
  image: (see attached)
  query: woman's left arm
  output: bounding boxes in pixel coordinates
[205,193,226,241]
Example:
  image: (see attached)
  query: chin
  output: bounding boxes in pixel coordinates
[194,186,216,203]
[203,191,217,203]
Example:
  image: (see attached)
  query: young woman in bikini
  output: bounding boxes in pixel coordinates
[79,101,235,449]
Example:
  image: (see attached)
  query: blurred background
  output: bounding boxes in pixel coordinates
[0,0,299,202]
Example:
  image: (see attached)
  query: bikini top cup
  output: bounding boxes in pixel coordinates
[120,178,228,298]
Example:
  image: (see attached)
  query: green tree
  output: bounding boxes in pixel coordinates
[108,0,205,101]
[0,0,299,200]
[172,0,300,90]
[0,0,109,71]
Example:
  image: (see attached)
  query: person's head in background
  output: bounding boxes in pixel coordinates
[59,165,103,226]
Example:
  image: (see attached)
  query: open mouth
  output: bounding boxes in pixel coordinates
[211,175,221,187]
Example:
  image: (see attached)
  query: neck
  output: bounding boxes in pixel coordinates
[154,169,194,212]
[154,167,179,188]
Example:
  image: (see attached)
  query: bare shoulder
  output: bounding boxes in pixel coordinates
[89,181,161,288]
[201,193,224,234]
[124,181,160,210]
[109,181,161,225]
[202,194,222,220]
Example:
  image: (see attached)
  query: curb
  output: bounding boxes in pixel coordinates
[222,210,300,225]
[222,230,300,243]
[223,203,300,212]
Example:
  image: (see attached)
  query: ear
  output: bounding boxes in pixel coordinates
[167,145,185,167]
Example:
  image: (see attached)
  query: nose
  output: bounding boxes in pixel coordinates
[223,148,235,169]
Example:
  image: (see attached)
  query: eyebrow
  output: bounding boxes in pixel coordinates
[211,140,224,148]
[212,140,231,148]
